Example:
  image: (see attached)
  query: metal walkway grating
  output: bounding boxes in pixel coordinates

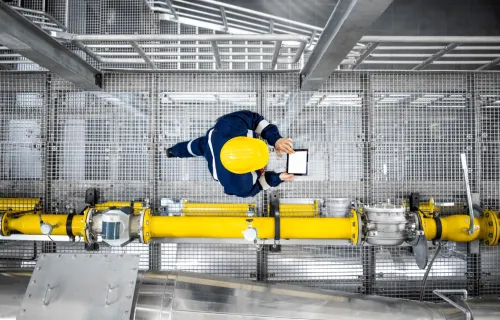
[0,71,499,301]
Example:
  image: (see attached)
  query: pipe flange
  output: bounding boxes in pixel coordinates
[83,208,97,244]
[0,212,9,236]
[483,209,499,246]
[139,208,152,244]
[349,208,362,245]
[408,211,424,246]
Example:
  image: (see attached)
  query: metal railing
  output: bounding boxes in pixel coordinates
[143,0,321,48]
[53,32,310,71]
[348,36,500,70]
[10,6,66,32]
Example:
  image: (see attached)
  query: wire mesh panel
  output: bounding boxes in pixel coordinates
[370,73,473,204]
[159,243,257,279]
[267,245,363,292]
[0,72,46,200]
[375,244,469,301]
[476,73,500,209]
[480,245,500,296]
[46,73,152,211]
[262,73,364,213]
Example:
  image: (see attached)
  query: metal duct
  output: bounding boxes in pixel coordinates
[1,270,499,320]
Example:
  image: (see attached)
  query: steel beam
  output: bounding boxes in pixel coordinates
[130,41,157,69]
[361,36,500,43]
[300,0,393,90]
[0,2,101,90]
[477,56,500,70]
[270,40,282,70]
[412,43,460,70]
[352,43,378,70]
[211,41,222,68]
[165,0,178,20]
[220,6,228,32]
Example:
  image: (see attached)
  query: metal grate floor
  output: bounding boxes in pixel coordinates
[0,71,500,301]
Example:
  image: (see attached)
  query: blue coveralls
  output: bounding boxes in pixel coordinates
[169,111,284,198]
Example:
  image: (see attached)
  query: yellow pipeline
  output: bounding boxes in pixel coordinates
[1,213,86,237]
[181,202,318,217]
[182,202,256,216]
[148,216,354,240]
[0,198,41,211]
[270,202,319,217]
[420,211,499,245]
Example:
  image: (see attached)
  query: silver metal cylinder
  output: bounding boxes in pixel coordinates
[0,269,498,320]
[365,203,407,246]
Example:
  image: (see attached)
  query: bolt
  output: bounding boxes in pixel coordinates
[489,221,494,226]
[352,222,355,227]
[489,233,493,238]
[27,294,31,298]
[352,234,355,238]
[486,213,490,218]
[485,240,490,245]
[22,309,26,313]
[126,296,131,299]
[146,232,149,236]
[124,311,129,314]
[146,221,149,225]
[32,280,36,284]
[129,281,134,285]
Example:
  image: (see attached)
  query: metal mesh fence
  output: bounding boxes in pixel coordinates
[0,71,500,301]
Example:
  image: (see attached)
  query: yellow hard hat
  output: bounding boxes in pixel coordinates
[220,137,269,174]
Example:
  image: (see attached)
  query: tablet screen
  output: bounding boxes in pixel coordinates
[287,150,308,175]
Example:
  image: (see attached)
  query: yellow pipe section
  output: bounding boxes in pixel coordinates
[2,213,86,237]
[269,202,319,217]
[182,203,256,216]
[421,215,488,242]
[181,202,318,217]
[0,198,41,211]
[148,216,352,239]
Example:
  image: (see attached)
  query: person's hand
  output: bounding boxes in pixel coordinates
[279,173,295,182]
[275,138,294,158]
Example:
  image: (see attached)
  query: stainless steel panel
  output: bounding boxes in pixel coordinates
[0,270,31,320]
[18,253,140,320]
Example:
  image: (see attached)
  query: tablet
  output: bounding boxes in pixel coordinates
[286,149,308,175]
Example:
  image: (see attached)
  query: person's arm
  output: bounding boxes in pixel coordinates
[166,136,205,158]
[216,110,283,146]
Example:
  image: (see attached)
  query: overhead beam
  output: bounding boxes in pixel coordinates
[130,41,156,69]
[211,41,221,69]
[412,43,460,70]
[270,40,282,70]
[477,56,500,70]
[352,42,378,70]
[0,2,101,90]
[300,0,393,90]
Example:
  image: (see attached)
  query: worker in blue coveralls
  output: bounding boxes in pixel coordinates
[166,110,295,198]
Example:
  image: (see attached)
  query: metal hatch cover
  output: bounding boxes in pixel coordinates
[17,253,140,320]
